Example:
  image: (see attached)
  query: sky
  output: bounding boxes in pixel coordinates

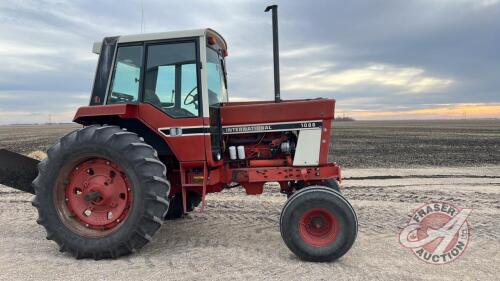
[0,0,499,124]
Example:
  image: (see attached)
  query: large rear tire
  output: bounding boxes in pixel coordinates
[32,125,170,259]
[280,186,357,262]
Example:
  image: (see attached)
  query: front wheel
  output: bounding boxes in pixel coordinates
[32,125,170,259]
[287,179,340,198]
[280,186,357,262]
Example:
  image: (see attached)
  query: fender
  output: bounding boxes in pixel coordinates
[73,103,211,162]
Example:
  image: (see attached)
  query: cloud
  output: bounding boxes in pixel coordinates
[0,0,499,124]
[0,90,89,120]
[0,110,76,124]
[341,103,500,120]
[453,0,500,8]
[281,45,335,59]
[283,64,454,93]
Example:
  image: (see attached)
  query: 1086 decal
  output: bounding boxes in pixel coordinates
[299,122,318,128]
[222,121,323,134]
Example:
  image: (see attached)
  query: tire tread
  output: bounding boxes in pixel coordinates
[31,125,169,260]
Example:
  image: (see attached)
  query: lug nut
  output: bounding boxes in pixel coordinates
[84,209,92,217]
[107,212,113,220]
[85,224,89,228]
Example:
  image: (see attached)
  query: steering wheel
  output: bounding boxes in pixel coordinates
[183,86,198,105]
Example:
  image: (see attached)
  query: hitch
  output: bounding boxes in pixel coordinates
[0,149,39,194]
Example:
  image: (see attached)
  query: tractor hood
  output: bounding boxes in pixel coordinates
[219,98,335,126]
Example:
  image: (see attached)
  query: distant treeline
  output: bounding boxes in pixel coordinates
[335,116,356,121]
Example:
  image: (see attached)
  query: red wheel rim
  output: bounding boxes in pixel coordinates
[298,208,339,247]
[55,157,132,237]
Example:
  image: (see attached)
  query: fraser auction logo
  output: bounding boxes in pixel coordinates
[399,202,472,264]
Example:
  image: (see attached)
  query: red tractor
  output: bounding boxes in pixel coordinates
[0,5,357,261]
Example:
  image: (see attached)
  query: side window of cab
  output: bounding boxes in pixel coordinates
[108,46,143,104]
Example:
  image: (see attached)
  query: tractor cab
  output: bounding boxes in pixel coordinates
[82,29,229,165]
[90,28,228,119]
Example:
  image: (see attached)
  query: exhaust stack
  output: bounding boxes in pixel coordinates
[265,5,281,102]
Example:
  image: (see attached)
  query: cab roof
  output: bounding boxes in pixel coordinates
[92,28,227,54]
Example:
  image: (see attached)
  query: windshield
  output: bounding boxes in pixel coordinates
[206,47,228,105]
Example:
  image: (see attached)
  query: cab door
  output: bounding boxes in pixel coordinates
[142,40,206,161]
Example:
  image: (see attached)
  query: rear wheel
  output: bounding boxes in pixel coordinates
[280,186,357,262]
[32,125,170,259]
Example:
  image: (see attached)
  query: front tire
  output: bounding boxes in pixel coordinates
[280,186,357,262]
[32,125,170,259]
[322,179,340,193]
[287,179,340,198]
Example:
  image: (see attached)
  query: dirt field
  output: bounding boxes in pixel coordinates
[0,120,499,280]
[332,119,500,168]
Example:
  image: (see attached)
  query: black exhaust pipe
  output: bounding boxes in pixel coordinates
[265,5,281,102]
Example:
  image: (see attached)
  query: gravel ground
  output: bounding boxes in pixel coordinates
[0,166,498,280]
[0,121,499,280]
